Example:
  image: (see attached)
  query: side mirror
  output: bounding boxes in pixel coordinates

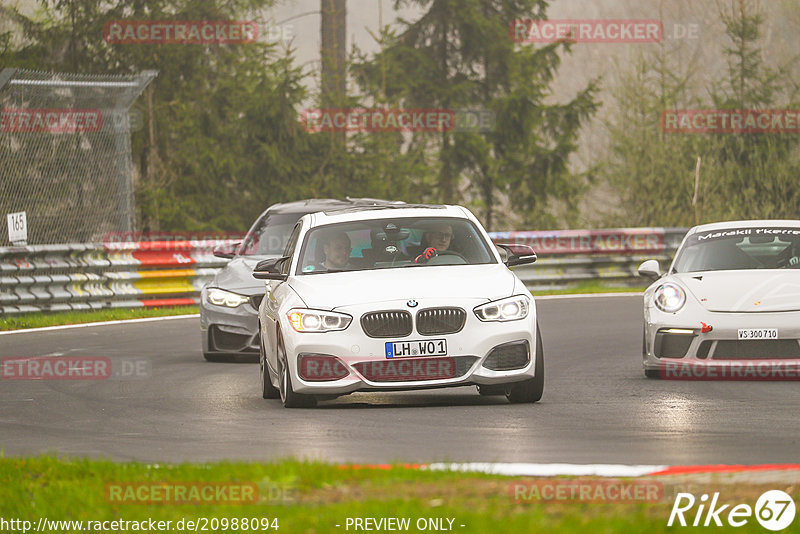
[496,244,537,267]
[253,256,289,280]
[213,242,240,259]
[637,259,661,281]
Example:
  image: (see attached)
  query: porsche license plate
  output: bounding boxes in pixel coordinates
[737,328,778,340]
[386,339,447,358]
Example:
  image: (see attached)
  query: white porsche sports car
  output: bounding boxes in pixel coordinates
[638,220,800,379]
[253,204,543,407]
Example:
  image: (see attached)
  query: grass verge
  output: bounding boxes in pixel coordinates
[0,306,199,331]
[0,456,790,533]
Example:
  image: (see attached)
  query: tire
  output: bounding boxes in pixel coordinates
[259,326,280,399]
[507,325,544,404]
[203,352,231,362]
[277,333,316,408]
[644,369,661,379]
[477,384,507,396]
[642,326,660,378]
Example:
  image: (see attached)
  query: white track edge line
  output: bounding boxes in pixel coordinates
[0,314,200,335]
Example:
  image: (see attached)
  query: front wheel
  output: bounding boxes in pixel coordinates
[277,333,316,408]
[642,326,660,378]
[259,327,279,399]
[507,325,544,404]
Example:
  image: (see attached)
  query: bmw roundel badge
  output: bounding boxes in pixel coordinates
[407,299,418,308]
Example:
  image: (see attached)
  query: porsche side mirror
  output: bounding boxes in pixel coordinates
[496,244,537,267]
[637,259,661,281]
[213,242,241,259]
[253,256,289,280]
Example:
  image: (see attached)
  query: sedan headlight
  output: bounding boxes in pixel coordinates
[287,309,352,332]
[207,287,250,308]
[474,295,530,322]
[654,283,686,313]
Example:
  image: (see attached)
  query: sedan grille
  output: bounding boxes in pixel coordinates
[361,310,412,338]
[416,307,466,335]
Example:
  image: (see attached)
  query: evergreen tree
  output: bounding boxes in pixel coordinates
[602,0,800,226]
[352,0,598,229]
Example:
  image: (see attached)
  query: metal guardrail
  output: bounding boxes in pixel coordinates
[488,227,688,290]
[0,241,227,314]
[0,228,688,314]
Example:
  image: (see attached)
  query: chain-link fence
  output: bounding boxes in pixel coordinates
[0,68,156,245]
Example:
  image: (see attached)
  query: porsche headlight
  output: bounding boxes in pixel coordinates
[474,295,530,322]
[207,288,250,308]
[654,283,686,313]
[287,309,352,332]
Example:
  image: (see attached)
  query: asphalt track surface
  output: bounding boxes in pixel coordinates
[2,295,799,465]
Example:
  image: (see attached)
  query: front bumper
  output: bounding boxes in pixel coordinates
[643,306,800,377]
[200,291,261,354]
[283,301,538,395]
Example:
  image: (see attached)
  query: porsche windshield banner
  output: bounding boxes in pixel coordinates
[688,227,800,245]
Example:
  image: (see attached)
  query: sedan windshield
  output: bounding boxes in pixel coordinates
[296,217,496,274]
[673,227,800,273]
[239,212,305,256]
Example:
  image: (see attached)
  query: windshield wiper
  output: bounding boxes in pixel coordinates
[303,268,353,274]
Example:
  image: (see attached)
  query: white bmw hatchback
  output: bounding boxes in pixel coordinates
[254,204,543,407]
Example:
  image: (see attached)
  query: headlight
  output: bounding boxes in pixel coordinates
[207,288,250,308]
[287,309,352,332]
[654,283,686,313]
[474,295,530,322]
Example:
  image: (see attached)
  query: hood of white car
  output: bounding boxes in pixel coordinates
[289,264,518,310]
[674,271,800,312]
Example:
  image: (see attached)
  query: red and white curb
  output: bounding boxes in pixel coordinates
[341,463,800,478]
[427,463,665,477]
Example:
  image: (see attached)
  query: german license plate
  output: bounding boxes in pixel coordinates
[737,328,778,340]
[385,339,447,358]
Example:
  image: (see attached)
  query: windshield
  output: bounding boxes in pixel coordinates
[673,227,800,273]
[296,217,496,274]
[238,212,305,256]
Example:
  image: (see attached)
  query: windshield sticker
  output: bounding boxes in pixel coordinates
[693,228,800,242]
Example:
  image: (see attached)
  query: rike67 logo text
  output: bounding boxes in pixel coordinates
[669,490,796,530]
